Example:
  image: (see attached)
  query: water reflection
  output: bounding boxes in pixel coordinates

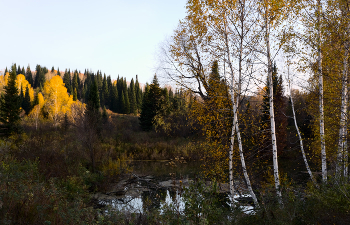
[105,189,254,215]
[102,160,255,215]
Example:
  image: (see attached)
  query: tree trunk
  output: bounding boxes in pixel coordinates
[336,4,349,180]
[317,0,327,182]
[225,16,258,207]
[234,112,259,207]
[336,43,348,179]
[288,67,317,186]
[266,18,282,201]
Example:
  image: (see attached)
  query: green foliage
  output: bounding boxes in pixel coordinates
[260,62,287,157]
[0,158,95,225]
[182,180,231,224]
[139,75,164,131]
[0,65,22,136]
[87,79,100,114]
[34,64,46,90]
[123,89,130,114]
[25,65,33,86]
[22,86,31,115]
[63,69,72,94]
[135,75,142,112]
[129,78,137,115]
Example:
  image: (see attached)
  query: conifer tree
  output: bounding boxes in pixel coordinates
[73,88,77,101]
[0,65,22,135]
[124,89,130,114]
[19,85,24,108]
[34,65,46,90]
[72,72,78,101]
[57,67,60,76]
[25,65,33,86]
[135,75,143,112]
[120,90,125,114]
[260,63,287,156]
[110,85,119,112]
[107,76,113,109]
[102,74,108,107]
[22,86,31,115]
[129,78,137,114]
[87,79,100,116]
[139,75,162,131]
[63,69,72,94]
[17,65,21,75]
[4,67,8,75]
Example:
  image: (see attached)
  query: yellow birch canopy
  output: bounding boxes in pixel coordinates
[15,74,34,101]
[42,75,73,124]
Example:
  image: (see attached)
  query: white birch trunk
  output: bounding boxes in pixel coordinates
[224,19,259,208]
[224,20,236,205]
[336,42,348,179]
[344,124,348,178]
[265,18,282,201]
[317,0,327,182]
[229,108,236,201]
[336,5,350,180]
[234,111,259,207]
[287,68,317,186]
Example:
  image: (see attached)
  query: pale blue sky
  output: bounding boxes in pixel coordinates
[0,0,187,84]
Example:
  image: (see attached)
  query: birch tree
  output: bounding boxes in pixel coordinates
[42,75,73,126]
[333,0,350,179]
[163,0,260,207]
[286,60,317,185]
[291,0,328,182]
[254,0,289,201]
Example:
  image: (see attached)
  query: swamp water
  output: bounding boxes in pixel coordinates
[93,160,255,214]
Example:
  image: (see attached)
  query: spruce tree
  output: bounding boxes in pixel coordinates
[72,72,78,101]
[139,75,162,131]
[124,89,130,114]
[129,78,137,114]
[120,90,126,114]
[22,86,31,115]
[107,76,113,109]
[19,85,24,108]
[135,75,142,112]
[87,79,100,113]
[17,65,21,75]
[101,74,108,107]
[0,65,22,136]
[260,62,287,156]
[63,69,72,94]
[73,88,77,101]
[110,85,119,112]
[4,67,8,75]
[25,65,33,86]
[34,65,41,88]
[34,65,46,90]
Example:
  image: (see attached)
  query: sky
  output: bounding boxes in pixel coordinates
[0,0,188,84]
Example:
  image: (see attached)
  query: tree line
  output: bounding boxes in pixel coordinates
[0,64,190,135]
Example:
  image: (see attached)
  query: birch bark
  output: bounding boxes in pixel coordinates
[336,2,350,179]
[224,14,259,207]
[287,64,317,186]
[316,0,327,182]
[265,16,282,200]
